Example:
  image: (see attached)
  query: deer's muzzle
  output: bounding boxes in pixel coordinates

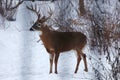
[30,28,34,31]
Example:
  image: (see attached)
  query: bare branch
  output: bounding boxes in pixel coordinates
[52,18,64,28]
[26,4,41,19]
[70,19,85,25]
[0,0,23,21]
[79,0,86,16]
[9,0,23,10]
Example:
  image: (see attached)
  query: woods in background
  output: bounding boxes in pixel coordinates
[0,0,119,80]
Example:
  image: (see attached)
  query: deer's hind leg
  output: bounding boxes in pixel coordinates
[74,49,81,73]
[81,52,88,72]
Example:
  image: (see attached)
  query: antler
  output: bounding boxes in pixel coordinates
[40,7,53,22]
[27,4,53,23]
[47,7,53,19]
[26,4,41,20]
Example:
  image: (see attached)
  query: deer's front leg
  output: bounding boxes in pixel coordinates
[54,53,59,74]
[49,54,54,73]
[46,48,54,73]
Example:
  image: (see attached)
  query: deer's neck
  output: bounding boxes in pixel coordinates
[41,30,51,38]
[40,29,53,49]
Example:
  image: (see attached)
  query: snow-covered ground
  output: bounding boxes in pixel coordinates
[0,1,118,80]
[0,4,92,79]
[0,25,92,80]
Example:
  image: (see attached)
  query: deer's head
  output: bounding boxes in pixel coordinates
[26,4,53,31]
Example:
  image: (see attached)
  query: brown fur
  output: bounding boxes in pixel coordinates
[26,4,88,73]
[31,24,88,74]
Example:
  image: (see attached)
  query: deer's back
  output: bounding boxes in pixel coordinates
[51,32,87,52]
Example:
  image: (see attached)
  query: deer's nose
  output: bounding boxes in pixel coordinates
[30,28,34,31]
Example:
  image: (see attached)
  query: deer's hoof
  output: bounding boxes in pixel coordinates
[74,71,77,74]
[84,69,88,72]
[49,71,52,74]
[55,71,58,74]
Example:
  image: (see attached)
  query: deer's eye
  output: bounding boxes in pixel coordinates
[36,23,41,27]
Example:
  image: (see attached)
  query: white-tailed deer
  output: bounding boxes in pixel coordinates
[27,5,88,74]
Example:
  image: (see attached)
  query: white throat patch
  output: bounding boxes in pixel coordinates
[39,31,43,36]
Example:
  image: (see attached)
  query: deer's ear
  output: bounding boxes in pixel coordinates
[38,14,41,19]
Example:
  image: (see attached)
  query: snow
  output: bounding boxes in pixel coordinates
[0,1,118,80]
[0,28,92,80]
[0,14,91,80]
